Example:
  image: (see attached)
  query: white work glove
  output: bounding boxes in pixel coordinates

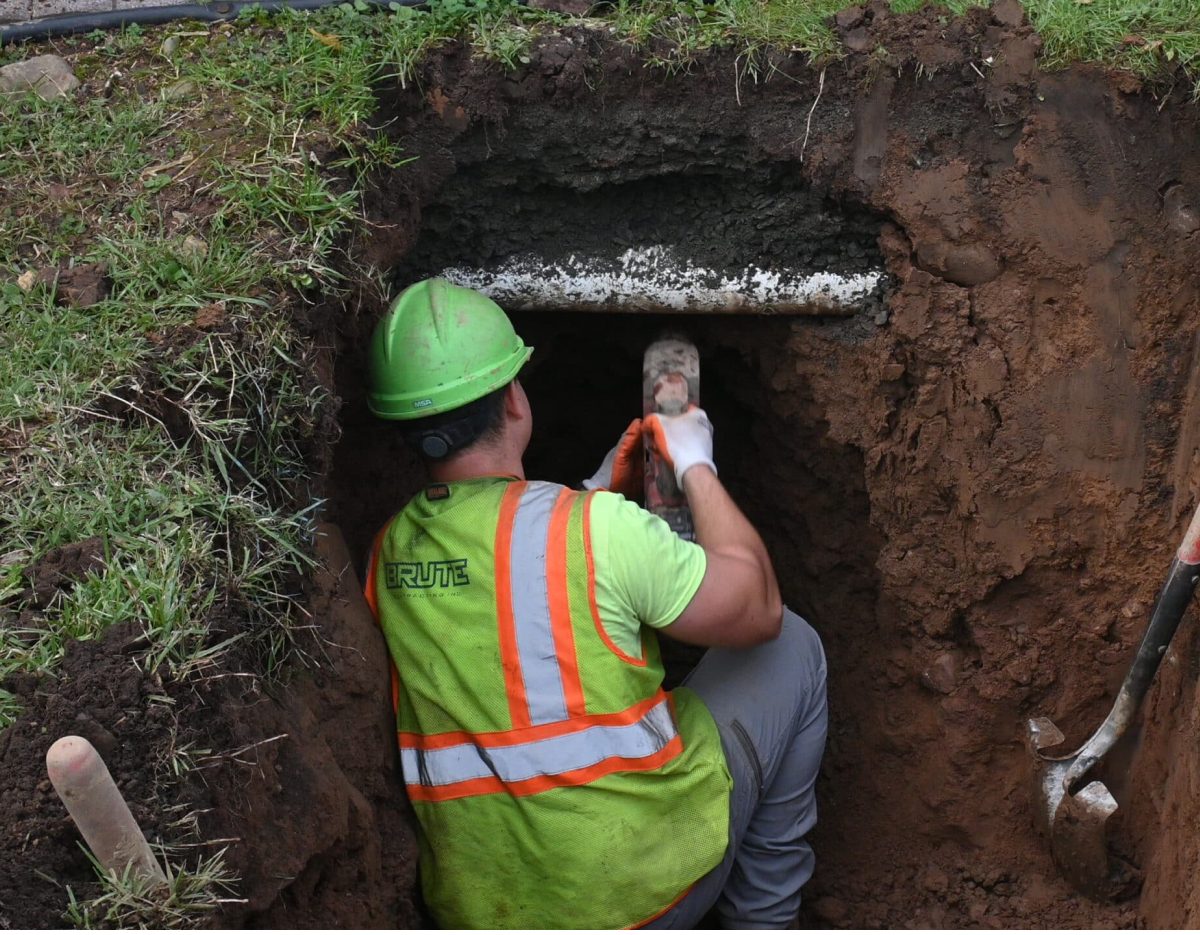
[643,407,717,488]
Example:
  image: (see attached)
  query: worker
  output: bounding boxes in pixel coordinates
[363,278,828,929]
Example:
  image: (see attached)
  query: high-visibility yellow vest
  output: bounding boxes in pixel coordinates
[367,477,731,929]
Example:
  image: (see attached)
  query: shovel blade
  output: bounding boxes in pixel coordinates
[1027,718,1142,902]
[1049,780,1125,901]
[1026,717,1068,836]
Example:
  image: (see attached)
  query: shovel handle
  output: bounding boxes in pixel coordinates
[1064,499,1200,788]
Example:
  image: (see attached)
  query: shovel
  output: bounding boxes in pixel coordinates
[1026,500,1200,900]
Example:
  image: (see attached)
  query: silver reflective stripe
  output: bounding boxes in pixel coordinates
[509,482,568,726]
[401,699,678,788]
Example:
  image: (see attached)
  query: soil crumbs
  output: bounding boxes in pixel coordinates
[0,621,176,927]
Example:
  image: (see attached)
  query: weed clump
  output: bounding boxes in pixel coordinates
[65,849,243,929]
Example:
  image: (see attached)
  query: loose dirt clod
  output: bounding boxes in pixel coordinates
[34,263,111,308]
[193,302,227,330]
[21,536,107,606]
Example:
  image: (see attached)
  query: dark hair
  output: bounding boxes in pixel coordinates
[400,383,510,461]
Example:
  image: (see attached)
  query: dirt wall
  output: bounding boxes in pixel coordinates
[319,2,1200,927]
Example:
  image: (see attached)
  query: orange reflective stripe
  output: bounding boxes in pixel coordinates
[548,489,586,717]
[363,522,390,620]
[399,690,669,751]
[582,492,647,667]
[400,693,681,802]
[629,880,695,929]
[405,736,684,803]
[495,481,531,729]
[365,520,401,715]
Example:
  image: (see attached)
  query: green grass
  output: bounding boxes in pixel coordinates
[1027,0,1200,82]
[0,2,591,734]
[606,0,845,73]
[889,0,987,12]
[65,848,243,929]
[609,0,1199,90]
[0,686,19,726]
[0,10,385,722]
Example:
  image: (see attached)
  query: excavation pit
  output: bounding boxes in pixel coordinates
[10,4,1200,929]
[309,13,1200,928]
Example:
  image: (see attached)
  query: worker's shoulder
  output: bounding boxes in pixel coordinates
[585,489,675,538]
[585,488,640,516]
[401,477,513,514]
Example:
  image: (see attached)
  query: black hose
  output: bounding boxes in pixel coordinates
[0,0,421,45]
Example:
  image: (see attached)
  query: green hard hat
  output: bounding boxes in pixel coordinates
[367,278,532,420]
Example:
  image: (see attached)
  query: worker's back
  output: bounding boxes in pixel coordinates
[369,476,731,928]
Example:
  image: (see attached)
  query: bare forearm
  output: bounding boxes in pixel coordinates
[684,466,761,553]
[683,466,782,627]
[646,409,782,645]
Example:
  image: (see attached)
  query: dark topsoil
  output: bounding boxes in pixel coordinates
[0,619,171,926]
[7,0,1200,927]
[394,165,887,298]
[0,526,417,929]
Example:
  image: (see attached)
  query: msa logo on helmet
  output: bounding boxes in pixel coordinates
[385,559,470,590]
[412,398,434,409]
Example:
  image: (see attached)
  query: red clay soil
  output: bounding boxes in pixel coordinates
[7,0,1200,927]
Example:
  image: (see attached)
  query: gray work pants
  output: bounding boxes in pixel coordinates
[648,610,829,930]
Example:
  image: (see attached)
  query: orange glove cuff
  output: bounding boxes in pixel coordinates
[608,418,644,498]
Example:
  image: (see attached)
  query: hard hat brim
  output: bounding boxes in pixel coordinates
[368,344,533,420]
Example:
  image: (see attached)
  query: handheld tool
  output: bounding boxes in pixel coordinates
[643,336,700,541]
[1026,499,1200,900]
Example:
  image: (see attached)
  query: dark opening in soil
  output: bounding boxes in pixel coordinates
[329,309,881,693]
[392,166,887,313]
[328,309,883,614]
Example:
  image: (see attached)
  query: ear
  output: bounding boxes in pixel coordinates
[503,380,525,419]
